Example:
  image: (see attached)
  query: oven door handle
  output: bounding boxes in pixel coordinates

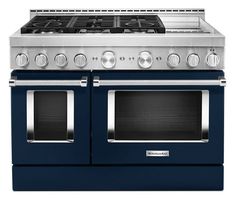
[93,76,226,87]
[9,76,88,87]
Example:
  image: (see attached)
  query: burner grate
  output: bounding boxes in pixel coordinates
[21,15,165,34]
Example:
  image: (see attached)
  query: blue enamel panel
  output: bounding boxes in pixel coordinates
[91,71,224,164]
[11,71,91,164]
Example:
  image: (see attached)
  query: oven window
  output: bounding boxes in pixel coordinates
[108,91,209,142]
[27,91,74,143]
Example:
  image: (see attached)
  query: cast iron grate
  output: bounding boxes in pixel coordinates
[21,15,165,34]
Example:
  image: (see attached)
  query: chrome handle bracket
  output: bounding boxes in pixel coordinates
[219,77,226,87]
[80,76,88,87]
[93,76,100,87]
[9,78,16,87]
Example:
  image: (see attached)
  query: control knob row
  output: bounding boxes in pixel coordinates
[98,51,220,68]
[167,53,200,68]
[101,51,154,69]
[15,51,220,69]
[167,53,220,68]
[15,53,87,68]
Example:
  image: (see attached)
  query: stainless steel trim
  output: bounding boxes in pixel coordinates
[107,90,210,143]
[67,91,74,141]
[27,140,74,143]
[9,77,88,87]
[201,90,209,140]
[10,46,224,70]
[220,77,227,86]
[108,139,208,143]
[26,91,34,141]
[107,91,115,139]
[30,9,205,19]
[9,79,16,87]
[10,33,225,47]
[26,90,75,143]
[146,150,169,157]
[93,76,100,87]
[94,77,226,87]
[80,76,88,87]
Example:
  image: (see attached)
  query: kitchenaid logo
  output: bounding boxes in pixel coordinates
[146,150,169,157]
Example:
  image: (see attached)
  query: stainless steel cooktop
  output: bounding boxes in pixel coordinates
[10,9,225,70]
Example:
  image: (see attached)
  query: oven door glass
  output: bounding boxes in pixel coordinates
[108,90,209,142]
[27,90,74,143]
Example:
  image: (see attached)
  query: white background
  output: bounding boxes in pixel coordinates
[0,0,234,198]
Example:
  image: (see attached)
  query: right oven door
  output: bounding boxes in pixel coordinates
[92,71,225,164]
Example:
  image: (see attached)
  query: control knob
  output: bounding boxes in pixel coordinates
[74,54,87,68]
[101,51,116,69]
[167,53,180,68]
[138,51,153,69]
[55,54,67,68]
[35,53,48,68]
[15,53,28,67]
[187,53,200,67]
[207,53,220,67]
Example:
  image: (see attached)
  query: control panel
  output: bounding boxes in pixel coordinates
[11,47,224,70]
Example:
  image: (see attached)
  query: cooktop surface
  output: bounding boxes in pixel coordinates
[21,15,165,34]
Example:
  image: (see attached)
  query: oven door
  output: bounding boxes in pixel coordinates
[10,71,90,165]
[92,71,225,164]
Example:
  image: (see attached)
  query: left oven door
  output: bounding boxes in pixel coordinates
[10,71,90,165]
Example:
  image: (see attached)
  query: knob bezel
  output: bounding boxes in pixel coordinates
[187,53,200,68]
[206,53,220,67]
[54,53,68,68]
[167,53,180,68]
[74,53,87,68]
[138,51,153,69]
[101,51,116,69]
[35,53,48,68]
[15,53,29,67]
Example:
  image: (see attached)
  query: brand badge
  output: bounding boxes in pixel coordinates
[146,150,169,157]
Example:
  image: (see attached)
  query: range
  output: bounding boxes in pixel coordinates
[10,9,226,191]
